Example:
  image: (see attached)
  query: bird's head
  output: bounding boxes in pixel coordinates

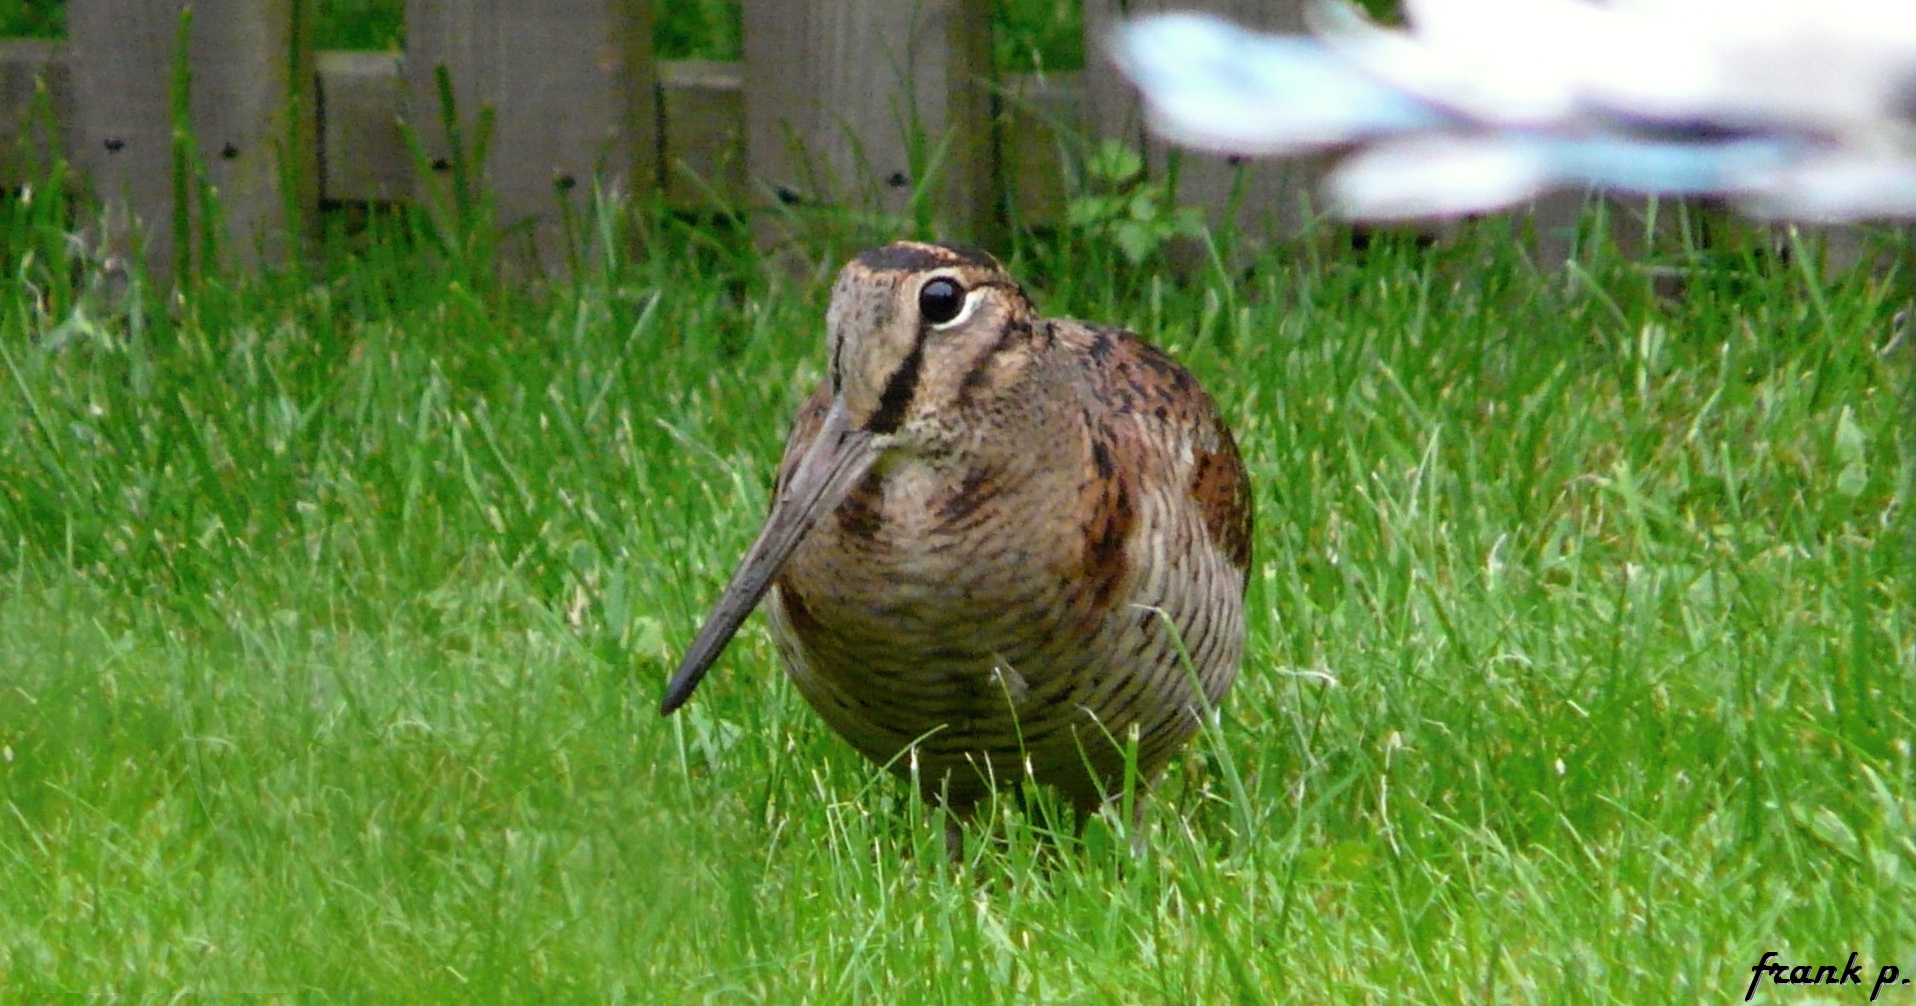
[824,241,1039,448]
[660,241,1038,714]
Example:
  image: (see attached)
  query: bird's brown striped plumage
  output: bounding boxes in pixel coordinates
[663,241,1252,856]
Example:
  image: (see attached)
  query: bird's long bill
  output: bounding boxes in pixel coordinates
[660,398,876,715]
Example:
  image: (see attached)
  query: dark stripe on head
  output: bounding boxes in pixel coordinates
[989,311,1033,354]
[957,312,1034,404]
[865,334,925,434]
[855,241,999,274]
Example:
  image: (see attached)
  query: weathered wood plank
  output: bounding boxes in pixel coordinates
[0,39,70,180]
[660,60,745,211]
[1000,71,1078,226]
[742,0,999,248]
[318,50,409,203]
[323,55,744,208]
[0,49,1067,227]
[404,0,657,272]
[68,0,316,277]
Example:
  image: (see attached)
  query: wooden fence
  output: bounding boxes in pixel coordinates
[0,1,1349,276]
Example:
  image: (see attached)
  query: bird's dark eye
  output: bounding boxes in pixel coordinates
[918,277,965,325]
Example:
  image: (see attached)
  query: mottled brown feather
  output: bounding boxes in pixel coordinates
[936,466,1002,524]
[1079,438,1135,612]
[835,472,885,540]
[1057,322,1253,579]
[709,244,1253,848]
[1192,440,1254,573]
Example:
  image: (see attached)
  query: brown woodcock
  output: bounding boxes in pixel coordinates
[663,241,1252,857]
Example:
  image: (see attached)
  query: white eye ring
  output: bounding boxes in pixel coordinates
[930,289,983,331]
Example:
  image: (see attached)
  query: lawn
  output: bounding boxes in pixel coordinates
[0,175,1911,1002]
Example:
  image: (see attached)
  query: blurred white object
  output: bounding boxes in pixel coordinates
[1112,1,1916,220]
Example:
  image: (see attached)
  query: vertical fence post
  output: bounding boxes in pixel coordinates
[1084,0,1317,249]
[0,40,72,187]
[69,0,317,280]
[743,0,999,250]
[405,0,658,275]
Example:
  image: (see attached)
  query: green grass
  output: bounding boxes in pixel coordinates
[0,0,55,39]
[0,171,1911,1002]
